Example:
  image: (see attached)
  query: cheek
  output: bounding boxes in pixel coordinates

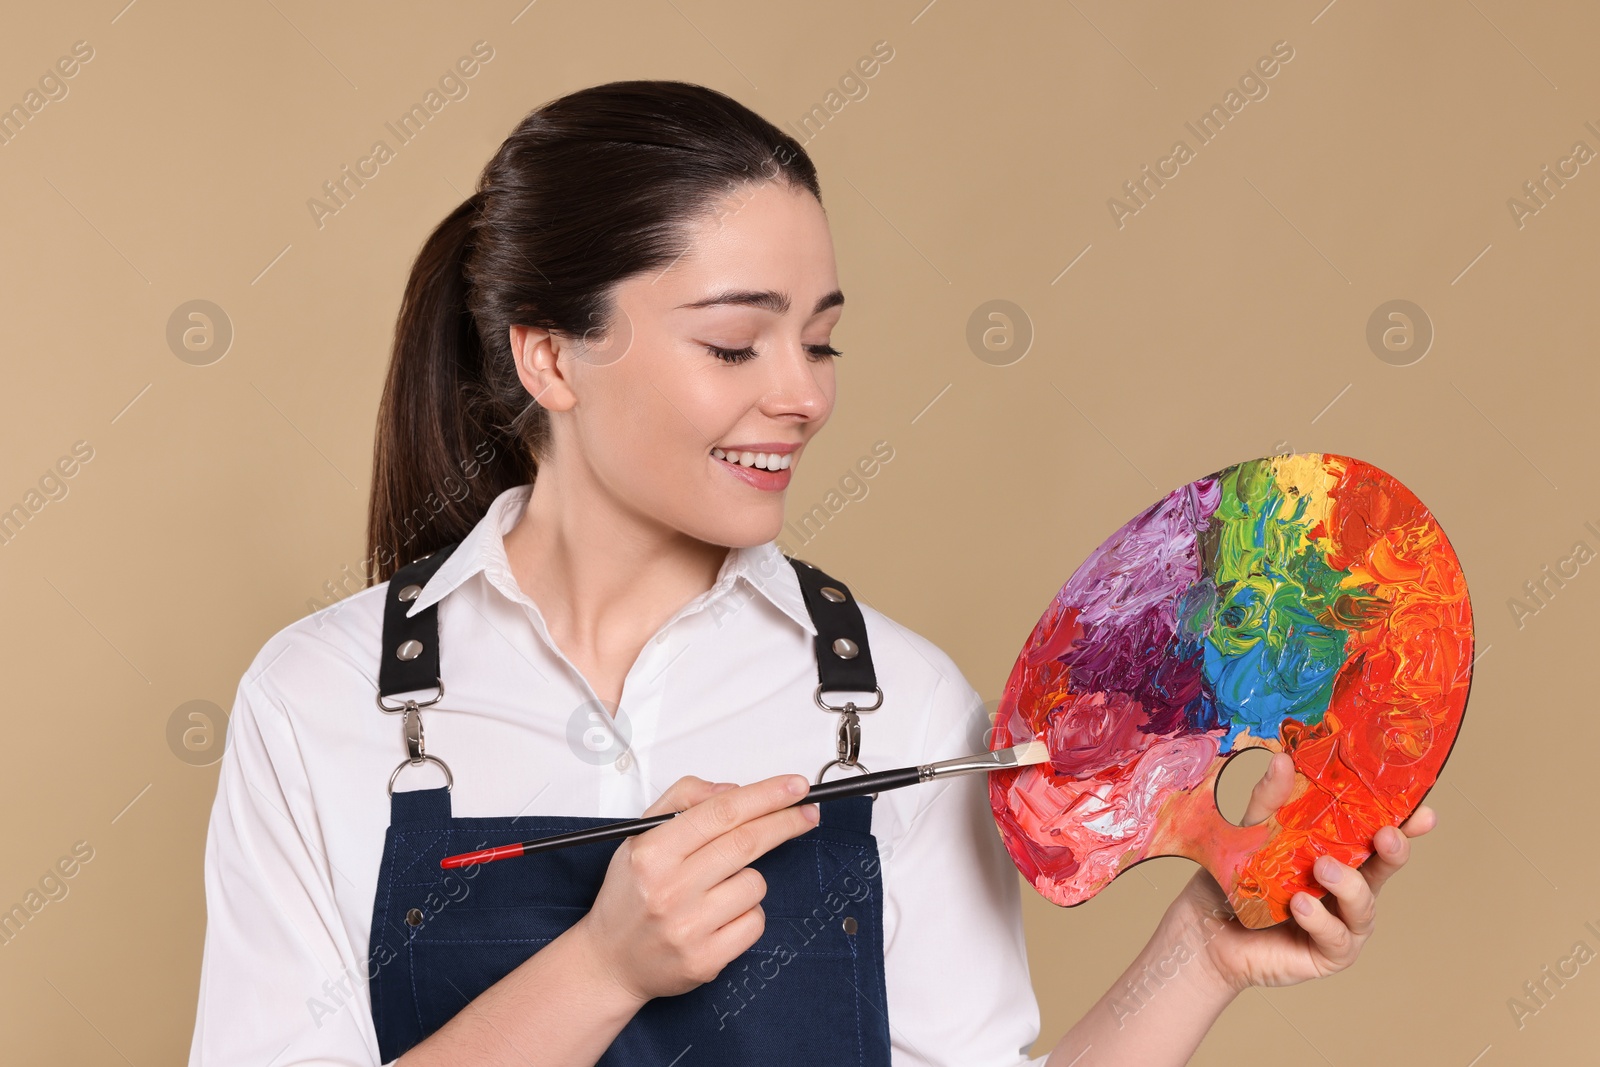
[815,360,839,411]
[582,357,722,485]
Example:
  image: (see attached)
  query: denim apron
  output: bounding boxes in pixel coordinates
[365,542,894,1065]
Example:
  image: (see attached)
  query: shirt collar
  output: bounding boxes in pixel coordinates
[404,483,817,636]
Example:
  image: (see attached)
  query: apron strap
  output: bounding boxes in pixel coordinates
[378,542,464,704]
[388,784,453,824]
[785,556,879,697]
[378,542,881,709]
[377,542,883,797]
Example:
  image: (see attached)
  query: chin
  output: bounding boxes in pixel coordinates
[697,507,785,549]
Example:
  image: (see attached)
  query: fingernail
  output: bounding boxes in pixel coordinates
[1293,894,1314,915]
[787,776,809,797]
[712,782,736,793]
[1317,856,1343,883]
[801,802,820,822]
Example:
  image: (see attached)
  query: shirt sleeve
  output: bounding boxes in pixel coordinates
[880,668,1052,1067]
[188,644,388,1067]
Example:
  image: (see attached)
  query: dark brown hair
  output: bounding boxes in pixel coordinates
[365,80,821,583]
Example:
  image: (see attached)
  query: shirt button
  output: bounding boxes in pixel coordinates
[615,750,634,773]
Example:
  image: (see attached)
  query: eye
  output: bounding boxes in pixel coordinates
[705,344,758,364]
[703,343,844,364]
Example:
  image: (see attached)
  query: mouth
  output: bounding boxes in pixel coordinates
[711,445,794,491]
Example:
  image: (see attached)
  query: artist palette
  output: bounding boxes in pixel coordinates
[987,453,1472,928]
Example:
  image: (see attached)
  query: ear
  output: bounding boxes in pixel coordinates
[508,324,578,413]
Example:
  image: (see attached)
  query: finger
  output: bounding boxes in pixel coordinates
[641,775,736,819]
[1311,853,1377,938]
[702,865,769,930]
[684,794,821,888]
[1239,752,1296,827]
[1358,804,1435,895]
[684,799,819,883]
[1400,804,1438,838]
[665,774,814,868]
[1289,888,1357,967]
[704,901,768,962]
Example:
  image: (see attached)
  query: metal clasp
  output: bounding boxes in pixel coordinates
[812,685,883,791]
[386,699,454,795]
[834,709,861,765]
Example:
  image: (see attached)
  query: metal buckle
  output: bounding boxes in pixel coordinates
[813,684,883,713]
[377,680,444,714]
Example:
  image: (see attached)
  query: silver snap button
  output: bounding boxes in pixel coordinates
[832,637,859,659]
[395,639,425,661]
[842,916,858,934]
[615,750,633,772]
[405,908,424,927]
[397,584,423,602]
[820,585,846,603]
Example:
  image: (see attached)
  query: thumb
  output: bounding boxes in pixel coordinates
[1239,751,1295,827]
[642,774,737,818]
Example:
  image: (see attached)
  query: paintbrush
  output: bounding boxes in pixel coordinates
[438,740,1049,869]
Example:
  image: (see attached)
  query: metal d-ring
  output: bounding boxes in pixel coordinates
[387,754,453,795]
[377,680,445,714]
[816,757,878,799]
[813,684,883,713]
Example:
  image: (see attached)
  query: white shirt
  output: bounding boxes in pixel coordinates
[188,484,1047,1066]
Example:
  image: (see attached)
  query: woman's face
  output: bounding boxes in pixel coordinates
[518,180,843,548]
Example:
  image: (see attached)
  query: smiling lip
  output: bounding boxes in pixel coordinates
[715,442,798,454]
[711,443,797,492]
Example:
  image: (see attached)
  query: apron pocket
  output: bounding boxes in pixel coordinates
[406,903,588,1028]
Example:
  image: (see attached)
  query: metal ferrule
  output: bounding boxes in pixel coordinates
[920,745,1032,780]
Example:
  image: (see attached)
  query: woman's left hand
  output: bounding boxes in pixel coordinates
[1174,751,1438,995]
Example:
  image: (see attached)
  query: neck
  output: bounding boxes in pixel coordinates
[501,457,732,654]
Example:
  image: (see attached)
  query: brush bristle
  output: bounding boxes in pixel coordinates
[1012,740,1049,765]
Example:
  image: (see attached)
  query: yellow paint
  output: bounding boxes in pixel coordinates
[1270,452,1341,533]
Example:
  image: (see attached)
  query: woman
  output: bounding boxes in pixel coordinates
[188,80,1435,1066]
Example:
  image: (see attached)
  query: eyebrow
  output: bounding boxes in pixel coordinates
[675,289,845,316]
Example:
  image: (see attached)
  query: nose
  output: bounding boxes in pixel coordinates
[757,338,834,423]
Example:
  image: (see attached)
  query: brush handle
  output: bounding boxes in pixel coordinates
[528,766,924,855]
[519,812,677,856]
[442,765,931,866]
[799,764,924,803]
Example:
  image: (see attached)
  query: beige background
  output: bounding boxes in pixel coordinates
[1,0,1593,1063]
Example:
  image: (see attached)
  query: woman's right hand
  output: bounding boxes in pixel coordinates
[572,772,820,1003]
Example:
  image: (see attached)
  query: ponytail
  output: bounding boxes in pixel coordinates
[365,80,821,585]
[365,192,533,583]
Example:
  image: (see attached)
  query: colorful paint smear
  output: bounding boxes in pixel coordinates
[988,454,1472,928]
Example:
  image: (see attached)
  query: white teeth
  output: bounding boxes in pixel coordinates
[711,447,793,471]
